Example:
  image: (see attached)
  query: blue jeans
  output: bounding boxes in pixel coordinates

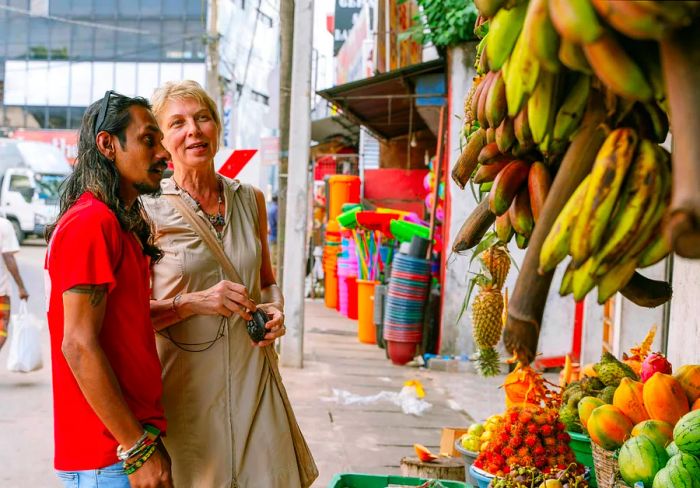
[56,461,129,488]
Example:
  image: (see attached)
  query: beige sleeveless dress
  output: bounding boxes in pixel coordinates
[142,177,302,488]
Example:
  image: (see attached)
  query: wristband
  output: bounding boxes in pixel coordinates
[124,443,157,475]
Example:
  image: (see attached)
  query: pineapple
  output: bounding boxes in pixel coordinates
[481,245,510,290]
[471,287,504,376]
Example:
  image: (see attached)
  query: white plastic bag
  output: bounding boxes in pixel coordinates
[6,300,43,373]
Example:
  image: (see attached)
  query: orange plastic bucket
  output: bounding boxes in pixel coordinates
[325,270,338,309]
[357,279,378,344]
[328,175,360,221]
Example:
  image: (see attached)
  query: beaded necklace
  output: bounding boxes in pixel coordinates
[175,177,226,230]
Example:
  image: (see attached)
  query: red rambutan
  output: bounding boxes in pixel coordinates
[509,436,523,448]
[524,434,538,447]
[541,424,554,437]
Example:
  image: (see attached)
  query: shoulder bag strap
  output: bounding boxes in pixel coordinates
[164,193,319,487]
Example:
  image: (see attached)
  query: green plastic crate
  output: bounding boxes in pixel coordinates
[569,431,597,488]
[328,473,469,488]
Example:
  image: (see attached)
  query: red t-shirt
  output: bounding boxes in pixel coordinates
[45,192,166,470]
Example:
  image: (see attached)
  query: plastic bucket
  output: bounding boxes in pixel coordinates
[569,431,597,487]
[454,440,479,486]
[346,276,358,320]
[324,271,338,309]
[468,465,494,488]
[328,175,360,221]
[386,340,417,365]
[356,279,378,344]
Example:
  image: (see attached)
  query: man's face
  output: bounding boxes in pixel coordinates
[113,105,170,196]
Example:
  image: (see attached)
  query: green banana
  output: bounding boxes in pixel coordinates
[558,38,592,74]
[597,259,638,304]
[505,31,541,117]
[487,3,528,71]
[641,102,670,144]
[553,74,591,142]
[593,140,660,273]
[559,261,575,296]
[523,0,560,72]
[569,128,639,267]
[638,233,671,268]
[515,232,529,249]
[527,70,559,150]
[549,0,604,44]
[572,257,597,302]
[538,175,590,274]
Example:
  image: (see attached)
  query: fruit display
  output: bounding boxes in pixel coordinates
[452,0,700,367]
[470,245,511,376]
[488,464,588,488]
[474,404,579,476]
[640,352,673,382]
[460,416,506,453]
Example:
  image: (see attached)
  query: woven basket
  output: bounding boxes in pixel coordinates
[591,442,620,488]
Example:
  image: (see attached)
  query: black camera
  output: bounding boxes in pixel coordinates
[246,309,269,342]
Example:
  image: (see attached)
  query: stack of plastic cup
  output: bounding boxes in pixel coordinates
[323,220,342,309]
[336,235,359,317]
[383,252,431,365]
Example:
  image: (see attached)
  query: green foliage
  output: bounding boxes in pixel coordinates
[400,0,479,49]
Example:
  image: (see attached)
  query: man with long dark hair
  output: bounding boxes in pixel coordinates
[45,92,173,488]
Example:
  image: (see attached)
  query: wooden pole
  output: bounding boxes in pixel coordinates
[426,104,448,259]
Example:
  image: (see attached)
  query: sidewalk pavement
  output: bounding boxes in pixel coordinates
[283,299,508,487]
[0,297,509,488]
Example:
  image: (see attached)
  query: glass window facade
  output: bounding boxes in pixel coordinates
[1,0,206,128]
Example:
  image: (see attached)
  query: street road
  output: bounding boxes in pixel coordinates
[0,241,58,487]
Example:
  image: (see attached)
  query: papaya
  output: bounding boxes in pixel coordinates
[675,364,700,404]
[614,377,651,424]
[618,435,668,488]
[578,396,605,430]
[643,373,689,425]
[652,465,700,488]
[587,404,634,451]
[674,410,700,457]
[694,398,700,411]
[413,444,437,462]
[666,453,700,479]
[631,419,674,448]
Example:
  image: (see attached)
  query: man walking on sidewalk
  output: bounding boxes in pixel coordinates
[0,215,29,351]
[45,91,173,488]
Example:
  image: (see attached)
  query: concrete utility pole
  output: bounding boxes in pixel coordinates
[277,0,294,286]
[281,0,314,368]
[206,0,221,109]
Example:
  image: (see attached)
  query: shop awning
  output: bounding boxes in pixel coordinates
[311,114,360,145]
[316,59,446,141]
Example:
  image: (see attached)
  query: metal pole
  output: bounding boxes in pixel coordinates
[280,0,314,368]
[277,0,294,286]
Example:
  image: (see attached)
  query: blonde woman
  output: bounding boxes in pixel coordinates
[142,80,316,487]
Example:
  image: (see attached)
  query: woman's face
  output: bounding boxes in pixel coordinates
[159,97,219,169]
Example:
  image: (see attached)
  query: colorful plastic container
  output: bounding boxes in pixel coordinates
[328,175,360,221]
[569,431,597,487]
[328,473,467,488]
[468,465,494,488]
[356,279,378,344]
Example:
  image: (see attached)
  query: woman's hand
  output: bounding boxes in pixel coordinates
[254,303,285,347]
[186,280,256,321]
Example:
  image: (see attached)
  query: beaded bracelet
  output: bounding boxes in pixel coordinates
[116,424,161,461]
[124,443,157,475]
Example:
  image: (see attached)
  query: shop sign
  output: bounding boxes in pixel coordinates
[336,3,374,84]
[333,0,367,55]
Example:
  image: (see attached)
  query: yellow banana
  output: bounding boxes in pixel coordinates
[638,233,671,268]
[553,74,591,143]
[569,128,639,267]
[538,175,590,274]
[505,31,541,117]
[549,0,604,44]
[487,3,528,71]
[582,32,653,102]
[523,0,560,72]
[572,257,596,302]
[558,38,592,74]
[527,70,559,150]
[597,259,638,304]
[593,140,660,273]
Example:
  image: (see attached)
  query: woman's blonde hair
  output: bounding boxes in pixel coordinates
[151,80,221,132]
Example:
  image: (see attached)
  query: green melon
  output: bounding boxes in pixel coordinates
[667,441,681,457]
[653,465,700,488]
[667,453,700,479]
[674,409,700,456]
[619,435,669,487]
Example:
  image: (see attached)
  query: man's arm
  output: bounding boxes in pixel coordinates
[62,284,171,487]
[2,253,28,300]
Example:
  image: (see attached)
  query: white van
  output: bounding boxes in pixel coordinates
[0,138,72,242]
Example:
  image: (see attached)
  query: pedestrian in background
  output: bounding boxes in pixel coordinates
[143,80,317,488]
[268,193,279,269]
[45,91,173,488]
[0,215,29,352]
